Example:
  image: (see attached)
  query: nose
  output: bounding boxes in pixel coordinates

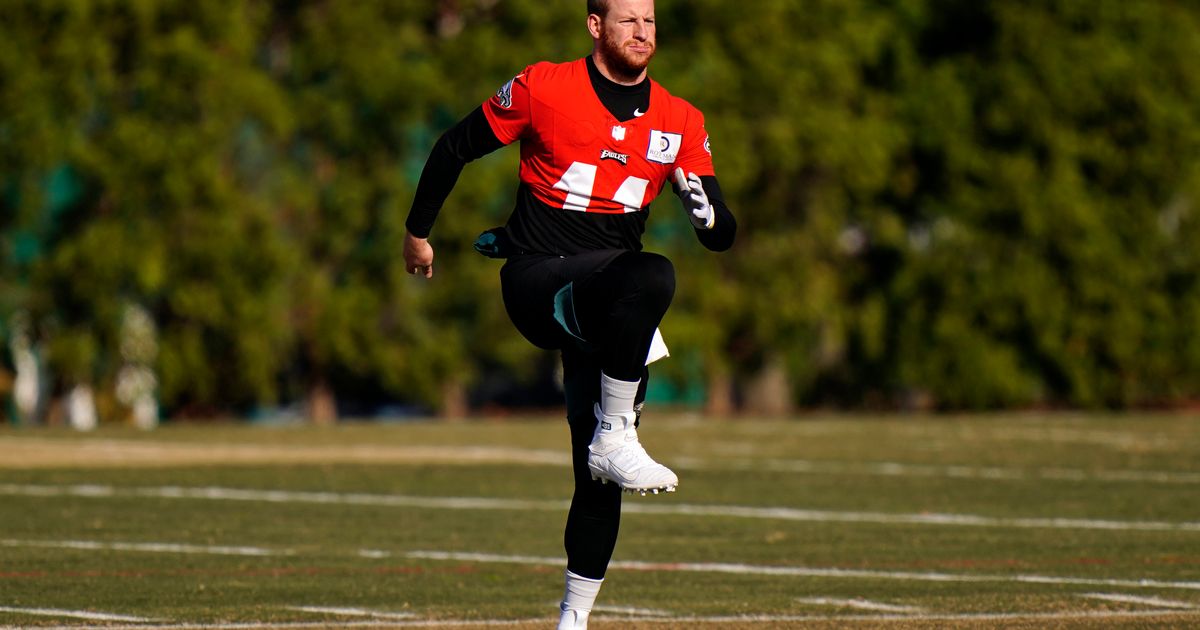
[632,19,648,40]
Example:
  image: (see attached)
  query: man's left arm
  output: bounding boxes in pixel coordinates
[695,175,736,252]
[672,110,736,252]
[673,168,736,252]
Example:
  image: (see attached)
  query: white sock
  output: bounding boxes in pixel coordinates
[599,372,639,416]
[559,570,603,620]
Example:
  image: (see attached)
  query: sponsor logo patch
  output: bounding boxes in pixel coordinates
[600,149,629,165]
[647,129,682,164]
[601,421,612,430]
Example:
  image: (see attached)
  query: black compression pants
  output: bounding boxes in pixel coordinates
[500,250,675,579]
[500,250,675,381]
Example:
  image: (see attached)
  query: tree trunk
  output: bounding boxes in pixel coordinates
[440,379,468,421]
[743,354,793,418]
[67,384,98,431]
[705,367,736,419]
[307,378,338,425]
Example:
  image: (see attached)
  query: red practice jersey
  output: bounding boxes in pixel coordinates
[482,59,713,254]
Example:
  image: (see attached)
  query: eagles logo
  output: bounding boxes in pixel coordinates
[600,149,629,165]
[495,75,517,109]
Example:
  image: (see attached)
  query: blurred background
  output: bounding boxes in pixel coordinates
[2,0,1199,428]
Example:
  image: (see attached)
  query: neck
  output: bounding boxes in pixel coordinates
[590,50,646,86]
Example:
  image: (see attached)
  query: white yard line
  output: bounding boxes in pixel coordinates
[602,610,1200,624]
[592,604,674,617]
[1079,592,1200,609]
[0,621,538,629]
[10,538,1199,595]
[404,550,1200,591]
[0,437,568,468]
[0,606,158,622]
[691,458,1200,485]
[795,597,924,613]
[4,609,1200,629]
[4,483,1198,533]
[621,502,1200,532]
[536,600,676,618]
[5,434,1198,484]
[0,483,566,510]
[1,538,289,557]
[961,427,1182,450]
[287,606,418,620]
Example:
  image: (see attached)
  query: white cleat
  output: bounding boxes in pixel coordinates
[557,607,589,629]
[587,404,679,494]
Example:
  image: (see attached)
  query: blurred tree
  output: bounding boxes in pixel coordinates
[267,0,577,419]
[650,0,911,413]
[1,2,296,418]
[653,0,1200,410]
[264,1,436,421]
[3,0,1198,419]
[885,0,1200,407]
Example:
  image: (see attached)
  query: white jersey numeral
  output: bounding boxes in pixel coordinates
[552,161,650,213]
[612,176,650,211]
[553,162,597,212]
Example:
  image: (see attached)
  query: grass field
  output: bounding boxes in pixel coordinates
[2,412,1199,629]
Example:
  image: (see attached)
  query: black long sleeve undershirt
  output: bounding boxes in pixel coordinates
[695,176,736,252]
[405,87,737,253]
[406,106,501,239]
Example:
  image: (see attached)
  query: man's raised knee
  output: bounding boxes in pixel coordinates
[629,252,675,306]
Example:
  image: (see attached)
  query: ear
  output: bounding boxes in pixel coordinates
[587,13,603,39]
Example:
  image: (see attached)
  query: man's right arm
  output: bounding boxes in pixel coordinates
[405,106,505,239]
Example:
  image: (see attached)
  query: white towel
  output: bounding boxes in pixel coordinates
[645,328,670,365]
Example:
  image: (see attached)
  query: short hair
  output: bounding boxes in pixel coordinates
[587,0,609,18]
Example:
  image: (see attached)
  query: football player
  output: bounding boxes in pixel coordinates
[404,0,736,626]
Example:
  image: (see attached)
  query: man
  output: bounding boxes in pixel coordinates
[403,0,735,627]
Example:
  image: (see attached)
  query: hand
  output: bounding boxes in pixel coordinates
[674,168,714,229]
[403,232,434,278]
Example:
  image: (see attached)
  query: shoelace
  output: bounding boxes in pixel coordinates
[608,439,660,473]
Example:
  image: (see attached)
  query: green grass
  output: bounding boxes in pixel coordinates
[1,412,1199,628]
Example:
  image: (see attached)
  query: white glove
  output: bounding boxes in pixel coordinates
[674,168,715,230]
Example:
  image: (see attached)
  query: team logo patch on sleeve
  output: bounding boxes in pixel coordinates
[647,130,682,164]
[704,135,712,154]
[494,75,519,109]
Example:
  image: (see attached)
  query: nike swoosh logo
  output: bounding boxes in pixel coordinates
[633,108,645,117]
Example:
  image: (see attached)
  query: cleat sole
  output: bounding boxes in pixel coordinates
[619,484,678,495]
[589,464,678,495]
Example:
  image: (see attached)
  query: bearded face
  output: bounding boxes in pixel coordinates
[594,3,656,82]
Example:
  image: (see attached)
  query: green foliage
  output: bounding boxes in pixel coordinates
[881,0,1200,407]
[1,0,1198,417]
[656,0,1200,409]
